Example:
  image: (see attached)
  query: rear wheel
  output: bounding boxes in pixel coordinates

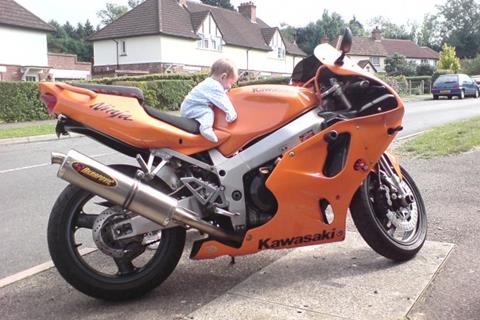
[350,164,427,261]
[47,166,186,301]
[433,95,439,100]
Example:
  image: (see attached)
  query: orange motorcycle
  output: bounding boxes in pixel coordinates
[40,29,427,301]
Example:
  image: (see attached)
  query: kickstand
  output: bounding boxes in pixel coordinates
[230,256,235,265]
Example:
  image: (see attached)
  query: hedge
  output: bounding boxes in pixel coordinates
[0,82,50,123]
[93,73,208,85]
[0,75,291,123]
[114,79,196,111]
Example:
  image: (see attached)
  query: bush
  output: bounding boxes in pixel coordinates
[0,82,50,123]
[461,55,480,75]
[384,54,417,76]
[416,64,435,76]
[0,74,292,123]
[432,69,454,83]
[94,73,208,85]
[114,80,196,111]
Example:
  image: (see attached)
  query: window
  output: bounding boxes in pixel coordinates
[370,56,380,66]
[196,14,223,52]
[277,47,285,59]
[120,40,127,56]
[25,76,37,82]
[421,59,428,64]
[197,34,222,51]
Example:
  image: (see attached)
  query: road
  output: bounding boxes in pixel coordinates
[0,97,479,279]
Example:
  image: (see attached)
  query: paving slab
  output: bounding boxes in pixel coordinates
[187,232,453,320]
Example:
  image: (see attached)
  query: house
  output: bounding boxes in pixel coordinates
[0,0,92,81]
[89,0,306,77]
[357,59,377,74]
[0,0,55,81]
[332,27,439,73]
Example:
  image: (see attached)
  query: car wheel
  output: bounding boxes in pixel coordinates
[433,95,439,100]
[448,96,452,100]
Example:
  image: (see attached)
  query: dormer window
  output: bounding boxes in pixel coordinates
[196,13,223,52]
[269,30,286,60]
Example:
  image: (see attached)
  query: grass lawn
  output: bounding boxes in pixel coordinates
[399,116,480,159]
[0,124,56,139]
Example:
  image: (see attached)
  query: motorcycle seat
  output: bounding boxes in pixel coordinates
[71,83,200,134]
[72,83,146,105]
[143,105,200,134]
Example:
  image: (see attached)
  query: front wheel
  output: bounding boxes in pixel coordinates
[350,165,427,261]
[48,171,186,301]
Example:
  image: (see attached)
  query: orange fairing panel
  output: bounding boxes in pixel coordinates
[215,85,318,156]
[39,82,227,155]
[192,107,404,260]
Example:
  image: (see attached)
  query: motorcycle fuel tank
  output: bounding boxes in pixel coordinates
[214,85,318,156]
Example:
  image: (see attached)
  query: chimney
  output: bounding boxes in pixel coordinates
[372,26,382,41]
[321,34,330,44]
[239,2,256,23]
[178,0,187,7]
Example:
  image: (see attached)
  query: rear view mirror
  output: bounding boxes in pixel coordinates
[338,28,353,54]
[335,28,353,66]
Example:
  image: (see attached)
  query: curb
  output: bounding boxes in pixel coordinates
[0,132,83,146]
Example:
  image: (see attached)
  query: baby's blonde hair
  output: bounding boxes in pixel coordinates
[210,58,237,78]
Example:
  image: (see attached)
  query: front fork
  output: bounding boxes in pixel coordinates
[378,151,413,208]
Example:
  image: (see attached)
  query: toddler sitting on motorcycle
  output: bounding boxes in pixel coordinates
[180,58,238,143]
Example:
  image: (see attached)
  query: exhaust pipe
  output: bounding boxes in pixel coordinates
[51,150,242,245]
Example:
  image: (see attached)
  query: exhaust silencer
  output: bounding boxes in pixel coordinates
[51,150,242,245]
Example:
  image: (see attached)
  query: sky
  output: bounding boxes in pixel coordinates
[15,0,446,29]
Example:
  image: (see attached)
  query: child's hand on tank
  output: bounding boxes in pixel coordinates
[226,112,237,123]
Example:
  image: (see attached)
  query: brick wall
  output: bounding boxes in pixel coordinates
[0,65,21,81]
[48,53,91,71]
[0,65,50,81]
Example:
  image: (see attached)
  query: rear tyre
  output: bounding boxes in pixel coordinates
[350,166,427,261]
[448,95,453,99]
[433,95,439,100]
[47,166,186,301]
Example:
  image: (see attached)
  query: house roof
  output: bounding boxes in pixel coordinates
[357,59,377,72]
[0,0,55,32]
[90,0,306,56]
[333,35,439,60]
[381,39,440,59]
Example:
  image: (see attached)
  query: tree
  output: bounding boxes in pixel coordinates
[438,43,461,72]
[200,0,234,10]
[97,3,129,26]
[368,16,414,40]
[431,0,480,58]
[47,19,93,62]
[279,23,296,43]
[349,16,366,36]
[416,63,436,76]
[295,10,346,54]
[384,54,417,76]
[84,20,95,37]
[461,55,480,75]
[128,0,145,8]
